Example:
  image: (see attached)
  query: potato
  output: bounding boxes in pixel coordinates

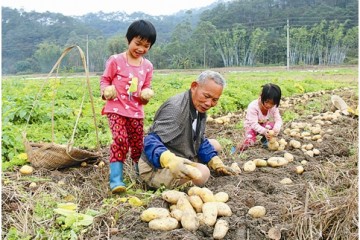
[140,88,154,100]
[305,143,314,150]
[230,162,242,174]
[202,202,218,226]
[188,186,202,196]
[278,138,287,146]
[295,166,304,174]
[277,144,286,151]
[197,213,206,225]
[267,157,288,167]
[253,158,268,167]
[301,160,308,165]
[305,150,314,157]
[170,209,183,221]
[162,190,187,204]
[188,195,203,213]
[184,165,202,180]
[313,148,320,155]
[268,130,275,136]
[283,152,294,162]
[214,192,229,203]
[213,219,229,239]
[289,140,301,148]
[248,206,266,218]
[216,202,232,217]
[19,165,34,175]
[177,196,196,215]
[97,161,105,168]
[181,209,199,231]
[140,207,170,222]
[243,160,256,172]
[280,178,293,184]
[268,139,280,151]
[148,217,179,231]
[198,188,215,203]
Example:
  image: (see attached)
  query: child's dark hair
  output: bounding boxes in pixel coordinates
[260,83,282,107]
[126,20,157,47]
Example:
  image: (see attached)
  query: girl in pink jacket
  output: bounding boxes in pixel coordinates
[236,83,282,152]
[100,20,157,193]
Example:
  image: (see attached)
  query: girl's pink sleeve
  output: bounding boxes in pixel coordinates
[246,104,268,135]
[142,62,154,90]
[100,57,117,93]
[272,107,283,133]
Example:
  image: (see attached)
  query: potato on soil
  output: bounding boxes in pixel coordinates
[188,195,203,213]
[148,217,179,231]
[283,152,294,162]
[230,162,242,174]
[177,196,196,215]
[243,160,256,172]
[214,192,229,203]
[181,209,200,231]
[216,202,232,217]
[289,139,301,148]
[213,219,229,239]
[253,158,267,167]
[140,207,170,222]
[162,190,187,204]
[202,202,218,226]
[198,187,215,202]
[280,178,293,184]
[188,186,202,196]
[295,165,304,174]
[267,157,288,167]
[170,209,183,221]
[19,165,34,175]
[248,206,266,218]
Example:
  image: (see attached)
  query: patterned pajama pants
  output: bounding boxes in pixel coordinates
[107,113,144,163]
[243,122,275,146]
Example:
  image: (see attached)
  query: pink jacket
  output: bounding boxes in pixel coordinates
[244,98,282,135]
[100,53,153,119]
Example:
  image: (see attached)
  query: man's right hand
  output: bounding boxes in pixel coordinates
[160,150,195,179]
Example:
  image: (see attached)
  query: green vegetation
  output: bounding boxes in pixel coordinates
[1,67,358,170]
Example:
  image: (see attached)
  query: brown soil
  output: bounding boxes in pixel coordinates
[2,88,358,240]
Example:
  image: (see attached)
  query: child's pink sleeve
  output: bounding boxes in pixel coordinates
[272,108,283,133]
[100,56,116,92]
[246,103,268,135]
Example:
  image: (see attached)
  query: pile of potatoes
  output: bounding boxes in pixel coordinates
[140,187,232,239]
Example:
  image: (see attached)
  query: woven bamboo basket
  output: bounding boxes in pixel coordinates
[23,45,102,169]
[24,141,101,170]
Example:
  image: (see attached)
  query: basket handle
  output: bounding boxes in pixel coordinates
[25,45,100,151]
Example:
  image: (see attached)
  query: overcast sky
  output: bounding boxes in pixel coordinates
[2,0,219,16]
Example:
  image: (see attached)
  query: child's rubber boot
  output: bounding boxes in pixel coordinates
[260,136,268,149]
[109,162,126,194]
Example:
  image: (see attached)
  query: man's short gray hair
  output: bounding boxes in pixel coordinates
[197,70,226,87]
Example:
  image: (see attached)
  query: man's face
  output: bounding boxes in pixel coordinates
[190,79,223,113]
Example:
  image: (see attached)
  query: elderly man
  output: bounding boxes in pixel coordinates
[138,70,236,189]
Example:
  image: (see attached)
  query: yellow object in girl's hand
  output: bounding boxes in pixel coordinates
[128,77,138,93]
[103,85,117,100]
[140,88,154,100]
